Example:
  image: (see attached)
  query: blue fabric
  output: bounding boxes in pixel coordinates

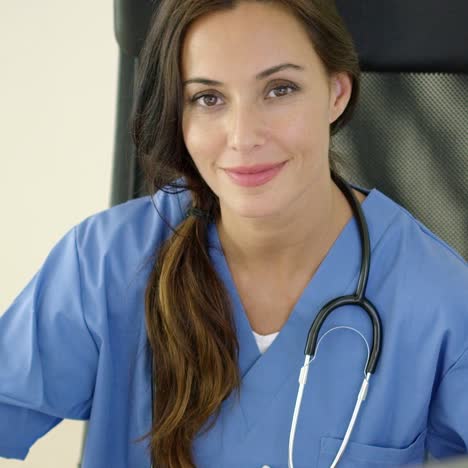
[1,185,467,467]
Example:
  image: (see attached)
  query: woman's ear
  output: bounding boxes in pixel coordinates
[328,72,352,124]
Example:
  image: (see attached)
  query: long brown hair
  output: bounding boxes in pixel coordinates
[131,1,360,466]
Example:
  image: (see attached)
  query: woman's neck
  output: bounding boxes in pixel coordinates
[216,176,355,280]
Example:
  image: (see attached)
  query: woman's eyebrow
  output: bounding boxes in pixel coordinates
[182,63,304,87]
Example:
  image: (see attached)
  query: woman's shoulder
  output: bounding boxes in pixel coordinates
[371,188,466,280]
[366,189,467,390]
[369,189,467,341]
[74,186,192,258]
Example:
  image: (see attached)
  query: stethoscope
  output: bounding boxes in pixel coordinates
[288,171,382,468]
[150,172,382,468]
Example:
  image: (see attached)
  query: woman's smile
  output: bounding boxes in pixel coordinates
[222,161,288,187]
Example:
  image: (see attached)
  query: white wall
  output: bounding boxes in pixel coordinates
[0,2,117,466]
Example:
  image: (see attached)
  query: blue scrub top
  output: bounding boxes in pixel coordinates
[1,185,467,467]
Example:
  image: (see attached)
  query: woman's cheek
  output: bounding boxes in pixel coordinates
[183,121,217,169]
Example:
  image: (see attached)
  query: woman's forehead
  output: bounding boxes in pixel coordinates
[181,2,321,81]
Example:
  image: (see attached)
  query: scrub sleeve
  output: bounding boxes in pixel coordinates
[0,227,98,460]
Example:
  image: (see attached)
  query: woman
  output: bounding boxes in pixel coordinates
[1,0,467,467]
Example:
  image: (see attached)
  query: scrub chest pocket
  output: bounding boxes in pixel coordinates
[317,431,426,467]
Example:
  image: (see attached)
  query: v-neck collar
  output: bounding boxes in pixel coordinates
[207,186,399,431]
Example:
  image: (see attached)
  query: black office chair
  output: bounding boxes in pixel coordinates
[111,0,468,259]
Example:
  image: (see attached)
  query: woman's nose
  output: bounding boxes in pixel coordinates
[227,102,266,153]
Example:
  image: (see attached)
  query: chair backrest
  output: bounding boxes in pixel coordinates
[111,0,468,259]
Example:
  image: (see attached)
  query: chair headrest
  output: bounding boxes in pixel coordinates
[335,0,468,73]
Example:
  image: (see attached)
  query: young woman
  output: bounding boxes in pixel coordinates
[1,1,467,467]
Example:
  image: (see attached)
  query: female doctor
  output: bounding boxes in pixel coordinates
[1,0,467,467]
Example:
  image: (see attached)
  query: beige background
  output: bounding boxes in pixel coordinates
[0,2,117,466]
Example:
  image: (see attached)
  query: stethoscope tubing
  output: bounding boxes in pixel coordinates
[289,173,383,467]
[305,173,382,374]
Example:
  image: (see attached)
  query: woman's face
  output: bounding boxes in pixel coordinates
[181,1,351,219]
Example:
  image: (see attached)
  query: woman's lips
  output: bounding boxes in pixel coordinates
[223,161,288,187]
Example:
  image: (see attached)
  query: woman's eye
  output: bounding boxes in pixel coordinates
[191,94,221,108]
[267,84,298,98]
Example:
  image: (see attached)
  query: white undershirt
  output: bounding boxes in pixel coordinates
[252,330,280,354]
